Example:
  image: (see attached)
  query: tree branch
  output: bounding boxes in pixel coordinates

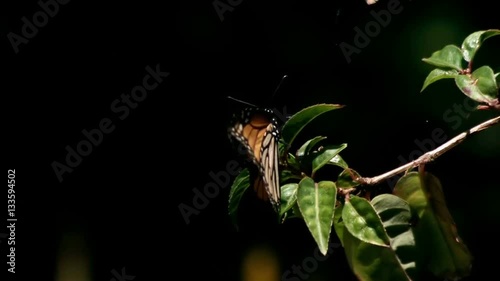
[357,116,500,186]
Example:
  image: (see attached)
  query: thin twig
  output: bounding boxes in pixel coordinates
[357,116,500,186]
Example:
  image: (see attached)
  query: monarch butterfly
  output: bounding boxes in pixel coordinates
[228,76,290,213]
[228,106,281,213]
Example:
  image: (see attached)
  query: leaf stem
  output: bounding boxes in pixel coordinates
[356,116,500,186]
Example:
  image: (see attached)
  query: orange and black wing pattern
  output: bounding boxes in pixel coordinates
[228,107,280,212]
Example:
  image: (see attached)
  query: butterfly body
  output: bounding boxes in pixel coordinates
[228,107,281,212]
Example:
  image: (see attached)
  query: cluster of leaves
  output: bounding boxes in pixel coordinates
[421,29,500,109]
[228,29,498,281]
[229,103,473,281]
[228,103,349,230]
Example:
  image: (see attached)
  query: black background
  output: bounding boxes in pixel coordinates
[2,0,500,280]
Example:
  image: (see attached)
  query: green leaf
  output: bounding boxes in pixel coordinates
[342,195,390,247]
[342,194,417,281]
[455,66,498,104]
[280,183,299,218]
[461,29,500,62]
[371,194,419,279]
[287,153,301,170]
[343,229,412,281]
[291,202,303,219]
[333,203,345,247]
[422,45,464,71]
[371,194,411,228]
[297,177,337,255]
[420,68,459,93]
[280,169,301,183]
[296,136,328,158]
[278,141,287,158]
[496,72,500,87]
[281,202,303,222]
[394,172,473,280]
[327,154,349,169]
[472,66,499,99]
[228,168,251,229]
[311,143,348,175]
[336,168,361,189]
[281,104,344,149]
[280,141,301,171]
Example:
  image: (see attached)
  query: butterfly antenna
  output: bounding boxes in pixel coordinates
[270,74,288,102]
[227,96,257,107]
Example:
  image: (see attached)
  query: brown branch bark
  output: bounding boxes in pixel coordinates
[356,116,500,186]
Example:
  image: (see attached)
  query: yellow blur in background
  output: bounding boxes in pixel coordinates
[55,230,92,281]
[241,244,280,281]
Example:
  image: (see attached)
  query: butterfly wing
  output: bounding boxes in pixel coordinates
[258,122,280,209]
[228,108,281,212]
